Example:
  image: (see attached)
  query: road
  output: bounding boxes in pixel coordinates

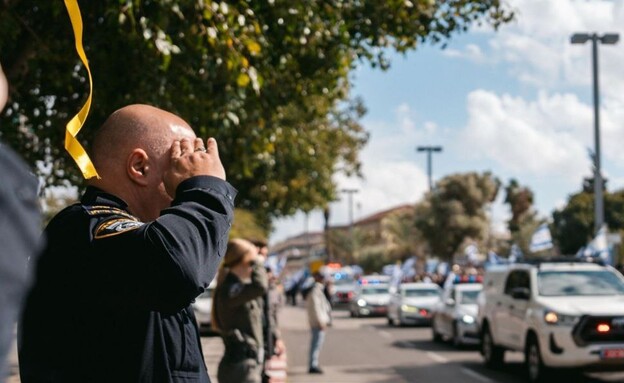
[276,305,624,383]
[7,305,624,382]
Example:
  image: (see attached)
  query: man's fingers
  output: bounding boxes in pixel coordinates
[180,138,193,155]
[193,138,205,152]
[171,140,181,158]
[206,138,219,156]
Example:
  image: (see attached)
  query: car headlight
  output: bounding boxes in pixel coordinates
[461,314,475,324]
[401,304,418,313]
[544,310,579,326]
[357,299,367,307]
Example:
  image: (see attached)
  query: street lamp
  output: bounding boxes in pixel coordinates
[416,146,443,192]
[571,32,619,233]
[341,188,359,261]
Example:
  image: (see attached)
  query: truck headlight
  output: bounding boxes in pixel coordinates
[461,315,475,324]
[357,299,367,307]
[544,310,579,326]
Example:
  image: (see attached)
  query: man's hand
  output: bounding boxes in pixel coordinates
[164,137,226,197]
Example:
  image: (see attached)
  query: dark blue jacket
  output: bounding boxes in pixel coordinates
[19,176,236,383]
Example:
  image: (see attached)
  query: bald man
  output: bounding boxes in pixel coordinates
[19,105,236,383]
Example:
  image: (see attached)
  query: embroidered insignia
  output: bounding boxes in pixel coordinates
[85,205,136,220]
[229,283,243,297]
[94,218,144,239]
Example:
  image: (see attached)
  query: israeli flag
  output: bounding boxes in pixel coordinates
[464,244,479,263]
[529,223,553,253]
[487,251,503,265]
[587,225,609,261]
[509,244,523,263]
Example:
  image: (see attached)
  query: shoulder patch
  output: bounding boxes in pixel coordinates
[94,218,145,239]
[229,283,243,298]
[84,205,137,220]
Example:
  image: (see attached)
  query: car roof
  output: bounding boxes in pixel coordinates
[536,262,607,271]
[453,283,483,291]
[400,283,440,290]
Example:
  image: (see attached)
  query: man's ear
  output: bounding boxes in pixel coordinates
[126,149,150,186]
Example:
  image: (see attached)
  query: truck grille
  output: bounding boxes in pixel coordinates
[573,315,624,346]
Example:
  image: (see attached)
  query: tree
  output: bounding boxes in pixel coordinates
[415,171,500,260]
[381,207,422,262]
[1,1,513,226]
[553,189,624,254]
[228,208,267,240]
[503,179,539,255]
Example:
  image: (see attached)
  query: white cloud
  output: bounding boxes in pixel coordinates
[270,104,431,243]
[457,89,592,180]
[442,43,486,63]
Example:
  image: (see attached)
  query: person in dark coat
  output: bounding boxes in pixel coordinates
[19,104,236,383]
[0,63,42,383]
[212,239,268,383]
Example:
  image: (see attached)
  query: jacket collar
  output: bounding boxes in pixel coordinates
[81,186,130,210]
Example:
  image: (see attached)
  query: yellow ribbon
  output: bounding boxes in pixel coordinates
[63,0,99,179]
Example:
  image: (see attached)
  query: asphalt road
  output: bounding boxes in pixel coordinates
[279,305,624,383]
[6,305,624,382]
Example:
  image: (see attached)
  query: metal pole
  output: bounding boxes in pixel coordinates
[592,34,605,233]
[427,150,433,192]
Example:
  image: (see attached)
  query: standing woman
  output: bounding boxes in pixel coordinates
[212,238,268,383]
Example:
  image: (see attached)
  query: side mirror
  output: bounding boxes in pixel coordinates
[511,287,530,300]
[445,298,456,306]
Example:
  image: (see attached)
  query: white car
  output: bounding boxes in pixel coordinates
[192,280,216,333]
[331,275,357,306]
[478,260,624,382]
[432,283,482,346]
[387,283,442,326]
[349,283,391,317]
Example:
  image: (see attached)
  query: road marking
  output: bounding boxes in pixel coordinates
[425,351,449,363]
[379,330,392,339]
[461,367,494,383]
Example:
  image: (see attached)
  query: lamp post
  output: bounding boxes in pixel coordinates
[341,188,359,262]
[571,32,619,233]
[416,146,443,192]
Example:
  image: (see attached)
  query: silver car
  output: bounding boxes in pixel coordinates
[387,283,442,326]
[431,283,482,346]
[349,284,391,317]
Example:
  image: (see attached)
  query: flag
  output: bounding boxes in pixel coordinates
[587,225,610,261]
[487,251,503,265]
[509,244,523,263]
[529,223,553,253]
[464,244,479,263]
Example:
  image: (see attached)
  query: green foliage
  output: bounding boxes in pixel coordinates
[0,0,513,224]
[553,189,624,254]
[357,250,388,275]
[229,208,267,240]
[381,207,423,261]
[503,179,539,255]
[415,171,500,260]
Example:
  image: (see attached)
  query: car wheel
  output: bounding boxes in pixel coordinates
[452,321,462,348]
[526,335,549,382]
[432,316,443,342]
[387,316,394,326]
[481,325,504,369]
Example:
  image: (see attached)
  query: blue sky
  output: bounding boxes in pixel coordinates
[271,0,624,244]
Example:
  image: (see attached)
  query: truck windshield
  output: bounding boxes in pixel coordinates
[538,270,624,296]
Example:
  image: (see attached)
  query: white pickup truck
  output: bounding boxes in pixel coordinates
[478,260,624,382]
